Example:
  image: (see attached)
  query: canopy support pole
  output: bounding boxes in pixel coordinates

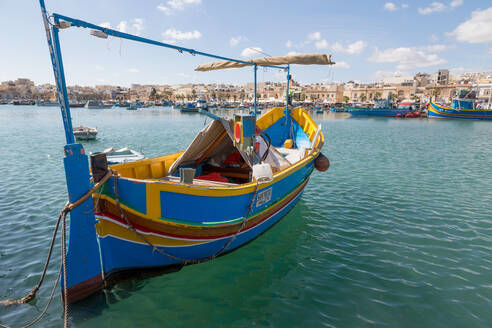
[285,64,290,115]
[52,13,287,71]
[39,0,103,303]
[254,64,258,117]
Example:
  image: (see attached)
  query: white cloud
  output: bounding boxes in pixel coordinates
[128,68,139,73]
[285,40,293,48]
[429,34,439,42]
[402,3,409,8]
[308,32,321,41]
[384,2,397,11]
[417,44,449,52]
[157,4,172,15]
[418,2,446,15]
[163,28,202,40]
[373,70,409,80]
[117,21,128,33]
[168,0,201,10]
[332,40,367,54]
[157,0,201,15]
[230,36,247,46]
[489,48,492,55]
[369,47,447,70]
[95,65,104,71]
[334,61,350,69]
[450,0,463,7]
[346,40,367,54]
[132,18,144,35]
[449,7,492,43]
[287,51,299,56]
[241,47,263,58]
[99,22,111,28]
[116,19,143,35]
[315,39,329,49]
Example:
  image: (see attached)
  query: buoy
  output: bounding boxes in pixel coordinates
[284,139,294,149]
[396,114,401,118]
[315,153,330,172]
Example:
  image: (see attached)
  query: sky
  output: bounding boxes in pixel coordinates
[0,0,491,87]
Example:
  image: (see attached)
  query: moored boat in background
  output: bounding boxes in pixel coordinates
[196,96,208,111]
[69,101,85,108]
[85,100,113,109]
[428,90,492,120]
[36,100,59,106]
[347,96,414,117]
[73,126,98,140]
[180,102,198,112]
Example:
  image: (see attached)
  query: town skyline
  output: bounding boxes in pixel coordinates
[3,67,491,105]
[1,1,491,87]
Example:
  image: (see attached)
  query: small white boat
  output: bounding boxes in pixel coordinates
[102,147,145,164]
[73,126,98,140]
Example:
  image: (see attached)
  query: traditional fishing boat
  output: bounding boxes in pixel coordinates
[347,96,414,117]
[180,102,199,113]
[428,91,492,120]
[34,0,333,305]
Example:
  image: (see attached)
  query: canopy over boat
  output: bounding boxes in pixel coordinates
[195,54,334,71]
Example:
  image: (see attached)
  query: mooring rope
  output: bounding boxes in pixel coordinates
[0,168,256,327]
[0,169,113,328]
[112,171,259,264]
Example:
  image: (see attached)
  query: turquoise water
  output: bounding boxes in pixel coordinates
[0,106,491,327]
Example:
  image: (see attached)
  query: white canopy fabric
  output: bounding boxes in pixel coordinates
[167,118,253,176]
[195,54,334,71]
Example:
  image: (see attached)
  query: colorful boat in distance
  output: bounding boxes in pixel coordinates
[347,97,414,117]
[180,102,198,112]
[428,99,492,120]
[329,105,345,113]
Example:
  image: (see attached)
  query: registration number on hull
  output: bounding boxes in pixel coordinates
[256,187,272,207]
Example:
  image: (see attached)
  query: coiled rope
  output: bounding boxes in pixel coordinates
[0,169,113,328]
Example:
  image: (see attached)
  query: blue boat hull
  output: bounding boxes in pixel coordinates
[347,107,412,117]
[97,177,309,275]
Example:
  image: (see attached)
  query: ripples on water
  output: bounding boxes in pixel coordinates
[0,106,491,327]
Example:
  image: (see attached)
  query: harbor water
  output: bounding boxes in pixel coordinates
[0,105,491,327]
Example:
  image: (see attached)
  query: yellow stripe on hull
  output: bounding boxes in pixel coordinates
[95,216,211,247]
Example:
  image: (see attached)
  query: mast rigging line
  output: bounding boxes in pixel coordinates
[51,13,288,71]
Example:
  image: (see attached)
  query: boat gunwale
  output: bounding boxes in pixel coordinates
[103,107,323,195]
[106,147,320,194]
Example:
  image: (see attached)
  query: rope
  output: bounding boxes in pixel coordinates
[0,169,113,328]
[112,171,259,264]
[61,207,68,327]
